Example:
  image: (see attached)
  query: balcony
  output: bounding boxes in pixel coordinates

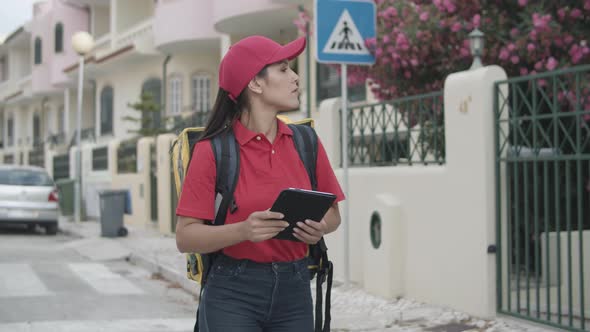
[154,0,219,53]
[116,18,154,51]
[213,0,299,37]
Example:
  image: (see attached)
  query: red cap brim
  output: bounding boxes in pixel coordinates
[269,37,306,63]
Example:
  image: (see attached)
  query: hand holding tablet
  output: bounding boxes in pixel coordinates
[270,188,337,242]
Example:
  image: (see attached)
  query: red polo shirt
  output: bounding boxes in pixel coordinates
[176,119,345,263]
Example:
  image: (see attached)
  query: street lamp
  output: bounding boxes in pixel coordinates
[71,31,94,224]
[468,28,484,70]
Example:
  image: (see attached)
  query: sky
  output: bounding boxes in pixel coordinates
[0,0,37,42]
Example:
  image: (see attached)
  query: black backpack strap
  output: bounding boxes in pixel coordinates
[288,124,318,190]
[210,129,240,225]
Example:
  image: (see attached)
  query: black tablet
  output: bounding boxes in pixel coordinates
[270,188,337,242]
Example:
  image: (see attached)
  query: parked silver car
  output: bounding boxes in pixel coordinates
[0,165,59,235]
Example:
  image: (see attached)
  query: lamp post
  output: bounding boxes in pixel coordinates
[71,31,94,224]
[468,28,485,70]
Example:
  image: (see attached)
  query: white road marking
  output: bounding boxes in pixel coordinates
[0,263,52,298]
[68,263,144,295]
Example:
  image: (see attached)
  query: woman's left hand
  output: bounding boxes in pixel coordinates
[293,219,328,244]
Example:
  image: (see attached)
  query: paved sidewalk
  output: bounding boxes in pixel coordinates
[59,219,556,332]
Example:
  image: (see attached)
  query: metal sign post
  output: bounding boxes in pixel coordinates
[315,0,376,286]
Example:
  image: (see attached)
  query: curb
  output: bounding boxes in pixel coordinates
[128,252,202,298]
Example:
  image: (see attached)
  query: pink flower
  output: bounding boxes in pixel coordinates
[419,11,429,21]
[527,43,536,52]
[571,9,582,18]
[404,70,412,79]
[511,55,520,64]
[564,35,574,44]
[520,67,529,75]
[557,8,566,20]
[510,28,519,38]
[499,49,510,60]
[534,61,543,70]
[443,0,456,13]
[584,114,590,123]
[460,48,470,57]
[383,35,390,44]
[546,57,558,71]
[518,0,527,6]
[508,43,516,51]
[375,47,383,57]
[410,58,418,67]
[585,0,590,10]
[451,22,462,32]
[472,14,481,28]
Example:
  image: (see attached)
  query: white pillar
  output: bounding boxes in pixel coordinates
[220,34,231,59]
[442,65,507,317]
[64,88,70,143]
[110,0,117,49]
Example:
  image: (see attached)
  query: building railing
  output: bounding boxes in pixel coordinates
[344,91,445,167]
[117,139,138,173]
[116,18,153,48]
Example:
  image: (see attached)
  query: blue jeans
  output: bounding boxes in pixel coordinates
[197,254,314,332]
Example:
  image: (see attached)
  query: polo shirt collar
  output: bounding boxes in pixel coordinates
[234,118,293,146]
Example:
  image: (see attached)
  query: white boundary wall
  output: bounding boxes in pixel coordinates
[316,66,508,318]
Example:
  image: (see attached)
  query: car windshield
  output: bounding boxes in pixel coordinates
[0,169,54,186]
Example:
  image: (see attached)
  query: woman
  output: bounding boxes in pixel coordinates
[175,35,345,332]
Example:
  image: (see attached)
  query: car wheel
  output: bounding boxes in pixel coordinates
[45,224,58,235]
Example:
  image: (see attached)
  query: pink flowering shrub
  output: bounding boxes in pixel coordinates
[346,0,590,101]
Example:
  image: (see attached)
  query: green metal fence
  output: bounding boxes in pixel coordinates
[117,139,138,173]
[3,154,14,164]
[345,91,445,167]
[52,154,70,181]
[28,147,45,168]
[92,146,108,171]
[495,64,590,331]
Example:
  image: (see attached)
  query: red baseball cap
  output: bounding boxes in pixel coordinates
[219,35,306,102]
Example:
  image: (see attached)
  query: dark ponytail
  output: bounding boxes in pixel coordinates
[198,89,243,141]
[199,66,269,141]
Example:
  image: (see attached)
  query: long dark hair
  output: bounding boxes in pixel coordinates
[199,66,269,141]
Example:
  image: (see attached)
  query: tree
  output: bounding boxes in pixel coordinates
[347,0,590,102]
[123,92,168,136]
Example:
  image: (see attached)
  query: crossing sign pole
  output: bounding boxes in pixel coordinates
[314,0,376,287]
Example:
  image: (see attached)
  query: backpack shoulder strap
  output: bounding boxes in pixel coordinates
[210,129,240,225]
[288,123,318,190]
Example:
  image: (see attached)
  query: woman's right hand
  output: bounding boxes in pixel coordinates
[240,210,289,243]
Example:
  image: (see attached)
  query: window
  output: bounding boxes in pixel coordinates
[33,113,41,146]
[55,23,64,53]
[100,86,114,135]
[168,75,182,115]
[191,73,211,112]
[34,37,42,64]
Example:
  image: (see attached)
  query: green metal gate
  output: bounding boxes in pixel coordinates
[494,64,590,331]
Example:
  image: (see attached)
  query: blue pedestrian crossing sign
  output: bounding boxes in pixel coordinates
[314,0,376,65]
